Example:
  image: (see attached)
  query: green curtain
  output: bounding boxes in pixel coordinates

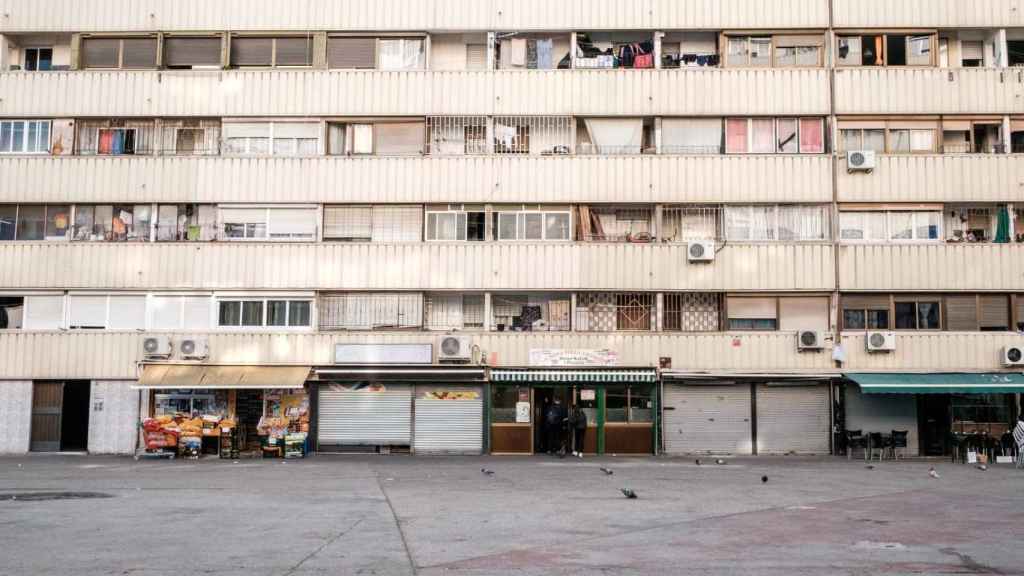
[994,205,1011,244]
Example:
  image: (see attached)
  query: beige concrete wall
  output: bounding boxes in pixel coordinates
[838,245,1024,292]
[834,69,1024,115]
[832,0,1024,28]
[836,155,1024,203]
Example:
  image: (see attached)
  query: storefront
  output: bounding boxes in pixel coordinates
[312,367,486,455]
[843,373,1024,458]
[662,374,833,456]
[488,369,658,455]
[135,364,312,458]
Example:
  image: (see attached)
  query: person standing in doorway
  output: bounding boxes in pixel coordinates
[545,397,566,455]
[570,404,588,458]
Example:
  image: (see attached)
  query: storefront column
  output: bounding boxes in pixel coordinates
[596,387,606,455]
[651,385,660,454]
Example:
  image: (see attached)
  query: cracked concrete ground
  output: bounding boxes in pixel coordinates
[0,455,1022,575]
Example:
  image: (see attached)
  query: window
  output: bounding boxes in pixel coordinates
[230,36,314,68]
[0,297,25,329]
[573,293,654,332]
[220,207,317,241]
[81,37,159,69]
[661,206,722,242]
[156,204,217,242]
[837,34,933,67]
[491,386,528,423]
[15,205,45,240]
[839,127,886,153]
[841,295,891,330]
[327,36,425,70]
[728,35,822,68]
[663,293,721,332]
[582,206,652,242]
[163,36,223,69]
[72,204,151,242]
[895,298,941,330]
[378,38,426,70]
[324,205,423,242]
[425,116,489,155]
[775,38,822,67]
[425,293,485,330]
[947,295,1010,332]
[425,207,486,241]
[839,210,941,243]
[490,293,571,332]
[24,48,53,71]
[660,119,722,154]
[494,209,571,241]
[68,294,146,330]
[327,37,376,69]
[727,296,778,331]
[223,122,319,156]
[217,298,312,328]
[96,128,137,155]
[319,293,423,330]
[149,295,212,330]
[727,37,772,67]
[0,205,72,241]
[0,120,51,154]
[725,118,825,154]
[889,211,940,241]
[605,385,654,423]
[724,205,829,242]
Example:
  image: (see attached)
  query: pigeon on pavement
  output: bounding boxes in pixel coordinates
[929,467,941,479]
[481,468,495,476]
[600,467,614,475]
[761,475,768,483]
[695,459,702,466]
[715,459,726,465]
[620,488,637,499]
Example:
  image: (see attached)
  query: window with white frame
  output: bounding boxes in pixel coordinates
[494,208,572,241]
[0,120,51,154]
[149,295,213,330]
[223,122,320,156]
[68,294,147,330]
[838,210,942,243]
[724,205,830,242]
[425,206,486,241]
[217,298,312,328]
[725,118,825,154]
[220,206,318,241]
[378,38,426,70]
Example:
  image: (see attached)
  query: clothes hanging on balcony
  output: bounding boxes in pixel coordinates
[995,205,1011,243]
[536,39,554,69]
[509,38,527,66]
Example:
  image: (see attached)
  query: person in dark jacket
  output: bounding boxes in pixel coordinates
[544,397,566,455]
[570,405,588,458]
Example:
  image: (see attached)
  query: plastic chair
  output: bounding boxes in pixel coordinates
[891,430,909,460]
[845,430,868,461]
[868,432,889,461]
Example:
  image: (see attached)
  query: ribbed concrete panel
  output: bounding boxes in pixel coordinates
[0,69,831,118]
[0,243,835,292]
[0,155,832,205]
[841,333,1024,372]
[0,331,839,380]
[832,0,1024,28]
[837,156,1024,203]
[835,69,1024,115]
[838,245,1024,292]
[0,0,829,32]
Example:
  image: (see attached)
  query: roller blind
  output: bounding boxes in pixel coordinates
[328,37,376,69]
[774,35,825,47]
[945,295,978,331]
[979,295,1009,329]
[107,296,146,330]
[82,38,119,68]
[842,295,890,311]
[324,206,373,240]
[164,37,222,67]
[727,297,777,320]
[961,41,984,61]
[661,118,722,153]
[584,118,643,152]
[942,119,972,131]
[276,37,314,66]
[69,295,107,329]
[223,123,271,139]
[274,122,320,139]
[778,297,829,331]
[150,296,182,329]
[24,296,64,330]
[678,32,717,53]
[231,37,274,66]
[220,207,266,225]
[184,297,212,329]
[375,122,426,156]
[269,208,317,238]
[374,206,423,242]
[121,38,158,69]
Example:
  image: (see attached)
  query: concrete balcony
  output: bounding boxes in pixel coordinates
[834,68,1024,115]
[840,332,1024,372]
[0,68,831,117]
[0,155,833,205]
[836,154,1024,203]
[838,244,1024,292]
[0,242,836,292]
[0,330,838,380]
[0,0,829,33]
[832,0,1024,28]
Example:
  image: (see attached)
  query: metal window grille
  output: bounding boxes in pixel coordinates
[319,293,424,331]
[493,116,572,155]
[663,293,722,332]
[424,293,485,330]
[75,119,221,155]
[574,292,655,332]
[580,206,654,242]
[661,206,723,243]
[490,294,571,332]
[425,116,487,155]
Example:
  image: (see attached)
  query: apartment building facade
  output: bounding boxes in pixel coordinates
[0,0,1022,457]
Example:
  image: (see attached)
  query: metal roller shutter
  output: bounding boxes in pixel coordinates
[663,384,752,455]
[413,386,483,454]
[82,38,119,68]
[317,385,411,447]
[756,384,830,455]
[164,37,222,67]
[231,37,273,66]
[121,38,158,69]
[328,37,376,69]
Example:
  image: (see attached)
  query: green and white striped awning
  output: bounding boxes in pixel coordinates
[490,369,657,383]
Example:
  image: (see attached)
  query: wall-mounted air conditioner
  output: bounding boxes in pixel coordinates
[687,241,715,263]
[865,331,896,352]
[797,330,824,351]
[142,335,173,360]
[179,338,210,361]
[438,335,473,362]
[847,150,876,173]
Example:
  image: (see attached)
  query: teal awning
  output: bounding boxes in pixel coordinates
[491,369,657,383]
[846,372,1024,394]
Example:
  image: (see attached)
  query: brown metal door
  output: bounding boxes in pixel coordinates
[31,381,63,452]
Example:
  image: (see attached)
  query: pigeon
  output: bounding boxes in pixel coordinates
[929,467,940,479]
[600,467,614,475]
[715,459,726,465]
[620,488,637,499]
[481,468,495,476]
[865,465,875,470]
[761,475,768,483]
[695,459,702,466]
[976,464,988,472]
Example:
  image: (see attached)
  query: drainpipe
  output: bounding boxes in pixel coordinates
[828,0,842,370]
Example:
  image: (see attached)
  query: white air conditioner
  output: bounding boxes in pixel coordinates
[847,150,876,173]
[865,331,896,352]
[687,241,715,263]
[142,335,173,360]
[438,335,473,363]
[1002,346,1024,367]
[797,330,824,351]
[179,337,209,361]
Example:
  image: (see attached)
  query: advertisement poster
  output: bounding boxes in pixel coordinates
[515,401,531,423]
[529,349,619,367]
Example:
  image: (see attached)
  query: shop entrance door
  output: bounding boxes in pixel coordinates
[919,395,951,456]
[534,386,572,454]
[30,380,91,452]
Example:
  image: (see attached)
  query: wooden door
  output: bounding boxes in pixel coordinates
[31,381,63,452]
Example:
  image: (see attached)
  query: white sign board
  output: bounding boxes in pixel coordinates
[335,343,433,365]
[580,389,596,401]
[515,401,531,423]
[529,349,619,367]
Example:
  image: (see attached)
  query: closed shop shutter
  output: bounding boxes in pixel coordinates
[164,37,222,68]
[231,37,273,66]
[318,384,412,447]
[945,295,978,331]
[756,384,830,454]
[275,37,314,66]
[328,37,376,69]
[82,38,119,68]
[121,38,158,69]
[663,383,752,455]
[413,386,483,454]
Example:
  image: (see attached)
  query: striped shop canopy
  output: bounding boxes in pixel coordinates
[490,369,657,383]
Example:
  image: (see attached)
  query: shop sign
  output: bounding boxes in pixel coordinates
[335,343,433,365]
[529,349,619,367]
[515,401,531,423]
[422,390,480,401]
[580,389,596,401]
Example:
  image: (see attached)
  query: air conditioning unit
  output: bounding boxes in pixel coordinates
[797,330,824,351]
[1002,346,1024,367]
[865,331,896,352]
[179,337,209,361]
[687,241,715,263]
[847,150,876,173]
[438,335,473,363]
[142,335,173,360]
